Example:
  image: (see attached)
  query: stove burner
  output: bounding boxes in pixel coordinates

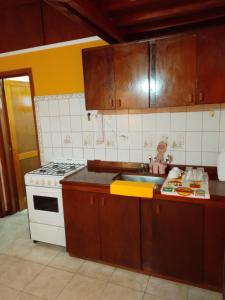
[29,162,85,176]
[57,170,65,175]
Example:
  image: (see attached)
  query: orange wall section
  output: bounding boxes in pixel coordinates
[0,39,107,96]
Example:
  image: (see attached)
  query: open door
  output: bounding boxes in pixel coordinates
[3,78,40,210]
[0,79,18,215]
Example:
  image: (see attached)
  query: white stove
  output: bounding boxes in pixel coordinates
[25,161,85,246]
[25,162,85,188]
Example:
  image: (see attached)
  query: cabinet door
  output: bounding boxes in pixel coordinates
[99,194,141,268]
[114,42,149,109]
[154,35,196,107]
[141,199,153,272]
[82,47,115,110]
[152,200,203,282]
[62,189,100,260]
[204,204,225,289]
[197,26,225,104]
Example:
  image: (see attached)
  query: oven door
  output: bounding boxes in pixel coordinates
[26,186,64,227]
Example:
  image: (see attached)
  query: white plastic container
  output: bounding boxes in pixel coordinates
[217,149,225,181]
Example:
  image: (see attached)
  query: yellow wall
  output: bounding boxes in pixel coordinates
[0,39,107,96]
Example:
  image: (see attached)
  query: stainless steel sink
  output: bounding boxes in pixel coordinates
[114,174,164,185]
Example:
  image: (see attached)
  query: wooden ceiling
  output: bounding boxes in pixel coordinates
[45,0,225,43]
[1,0,225,54]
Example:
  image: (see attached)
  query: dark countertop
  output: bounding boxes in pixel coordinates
[62,167,117,186]
[61,166,225,203]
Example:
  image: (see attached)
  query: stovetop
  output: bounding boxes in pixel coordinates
[29,162,84,176]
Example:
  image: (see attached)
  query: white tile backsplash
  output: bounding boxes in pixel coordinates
[38,101,49,117]
[219,131,225,151]
[49,99,59,116]
[118,149,130,162]
[171,112,186,132]
[202,110,220,131]
[202,152,218,166]
[186,111,202,131]
[35,93,225,166]
[202,132,219,152]
[60,116,71,132]
[156,113,170,131]
[142,114,156,131]
[129,132,142,149]
[186,132,202,152]
[117,115,129,131]
[186,152,202,166]
[71,116,82,132]
[129,114,142,131]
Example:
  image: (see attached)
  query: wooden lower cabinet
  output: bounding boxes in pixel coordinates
[63,188,225,290]
[204,204,225,289]
[62,190,100,260]
[62,189,141,269]
[152,200,204,283]
[99,194,140,268]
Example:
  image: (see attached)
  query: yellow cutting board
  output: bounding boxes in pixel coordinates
[110,180,155,198]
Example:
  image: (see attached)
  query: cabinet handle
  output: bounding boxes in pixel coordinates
[101,197,105,207]
[90,196,94,205]
[188,94,194,104]
[118,99,122,107]
[199,92,204,102]
[156,204,161,216]
[111,99,114,107]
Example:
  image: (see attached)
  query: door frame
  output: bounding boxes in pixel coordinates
[0,68,40,214]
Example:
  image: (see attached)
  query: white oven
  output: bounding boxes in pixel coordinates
[26,186,64,226]
[25,161,85,247]
[26,186,66,246]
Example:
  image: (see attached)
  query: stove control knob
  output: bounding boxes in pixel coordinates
[35,179,39,184]
[47,180,51,186]
[41,179,45,185]
[30,178,34,184]
[54,181,58,186]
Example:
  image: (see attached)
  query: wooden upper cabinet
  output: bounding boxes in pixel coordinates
[152,200,203,283]
[113,42,149,109]
[99,194,141,269]
[197,26,225,104]
[82,42,149,110]
[82,47,115,110]
[154,34,197,107]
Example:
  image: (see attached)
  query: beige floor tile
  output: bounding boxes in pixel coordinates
[25,266,73,300]
[24,243,63,265]
[100,283,144,300]
[57,274,106,300]
[187,286,223,300]
[0,283,19,300]
[146,276,188,300]
[110,268,149,291]
[143,293,168,300]
[15,291,44,299]
[48,251,84,273]
[78,260,115,281]
[2,237,36,258]
[0,254,20,277]
[0,260,44,291]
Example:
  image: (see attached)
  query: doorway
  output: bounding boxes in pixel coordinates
[0,70,40,216]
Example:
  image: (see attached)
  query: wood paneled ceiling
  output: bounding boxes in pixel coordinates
[45,0,225,43]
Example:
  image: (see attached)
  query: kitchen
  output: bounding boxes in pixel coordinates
[0,1,225,300]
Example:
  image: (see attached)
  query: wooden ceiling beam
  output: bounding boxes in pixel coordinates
[122,9,225,36]
[44,0,124,43]
[116,0,225,26]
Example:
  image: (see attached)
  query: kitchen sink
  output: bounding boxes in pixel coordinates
[113,174,164,185]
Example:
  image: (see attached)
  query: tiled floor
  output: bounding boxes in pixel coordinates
[0,210,223,300]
